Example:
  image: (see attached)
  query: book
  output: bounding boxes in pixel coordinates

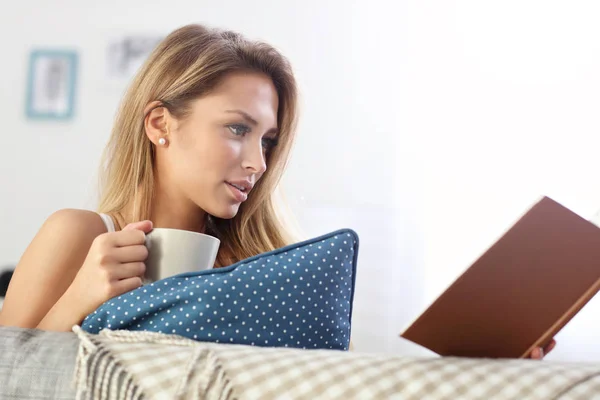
[400,196,600,358]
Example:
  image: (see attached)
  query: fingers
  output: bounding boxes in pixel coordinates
[112,276,143,296]
[530,347,544,359]
[530,339,557,360]
[114,244,149,263]
[123,220,153,234]
[544,339,557,355]
[97,220,152,248]
[111,225,152,247]
[112,262,146,280]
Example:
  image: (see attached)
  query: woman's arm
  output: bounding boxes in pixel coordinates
[36,286,89,331]
[0,209,106,329]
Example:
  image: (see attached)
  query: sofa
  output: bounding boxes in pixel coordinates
[1,327,78,399]
[2,325,600,400]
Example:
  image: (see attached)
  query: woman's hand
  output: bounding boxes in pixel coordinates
[66,220,153,321]
[529,339,557,359]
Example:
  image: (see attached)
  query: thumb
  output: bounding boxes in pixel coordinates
[123,220,153,234]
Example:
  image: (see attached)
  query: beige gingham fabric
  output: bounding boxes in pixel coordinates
[72,326,600,400]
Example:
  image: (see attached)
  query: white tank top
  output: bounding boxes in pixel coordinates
[98,213,116,233]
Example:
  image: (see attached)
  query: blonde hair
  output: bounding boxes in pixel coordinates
[97,24,299,267]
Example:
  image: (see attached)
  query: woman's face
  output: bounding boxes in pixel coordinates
[150,71,279,220]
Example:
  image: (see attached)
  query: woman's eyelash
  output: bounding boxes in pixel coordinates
[262,137,279,151]
[227,124,250,136]
[227,124,278,151]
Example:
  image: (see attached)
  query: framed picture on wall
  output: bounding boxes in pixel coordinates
[107,36,163,80]
[25,50,78,120]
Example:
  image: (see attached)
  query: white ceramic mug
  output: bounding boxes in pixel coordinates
[144,228,220,282]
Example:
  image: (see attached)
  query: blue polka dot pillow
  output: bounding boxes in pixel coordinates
[81,229,358,350]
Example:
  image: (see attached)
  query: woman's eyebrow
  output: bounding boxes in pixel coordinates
[225,109,258,125]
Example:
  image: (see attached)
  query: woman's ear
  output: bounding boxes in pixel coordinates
[144,101,170,146]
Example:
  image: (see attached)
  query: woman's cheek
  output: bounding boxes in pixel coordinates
[219,139,243,163]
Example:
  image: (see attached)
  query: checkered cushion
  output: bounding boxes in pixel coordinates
[73,327,600,400]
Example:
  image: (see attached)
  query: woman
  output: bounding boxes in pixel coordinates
[0,23,554,359]
[0,24,297,333]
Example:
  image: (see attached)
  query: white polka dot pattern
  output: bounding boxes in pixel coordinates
[82,229,358,350]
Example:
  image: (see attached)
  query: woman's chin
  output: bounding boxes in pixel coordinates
[209,204,240,220]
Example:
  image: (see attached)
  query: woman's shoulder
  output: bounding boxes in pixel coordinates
[21,209,110,266]
[41,209,109,238]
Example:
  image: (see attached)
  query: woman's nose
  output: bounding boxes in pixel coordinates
[242,140,267,175]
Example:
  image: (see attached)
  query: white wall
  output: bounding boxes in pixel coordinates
[1,0,599,361]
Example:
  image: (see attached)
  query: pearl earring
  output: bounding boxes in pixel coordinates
[158,137,167,146]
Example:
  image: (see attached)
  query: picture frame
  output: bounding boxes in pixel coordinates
[25,50,78,120]
[107,36,163,80]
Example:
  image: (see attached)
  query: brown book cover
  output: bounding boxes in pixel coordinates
[400,196,600,358]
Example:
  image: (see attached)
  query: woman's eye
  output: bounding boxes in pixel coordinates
[228,124,250,136]
[262,137,279,152]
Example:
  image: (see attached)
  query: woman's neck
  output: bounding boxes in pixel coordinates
[150,202,207,233]
[119,189,208,233]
